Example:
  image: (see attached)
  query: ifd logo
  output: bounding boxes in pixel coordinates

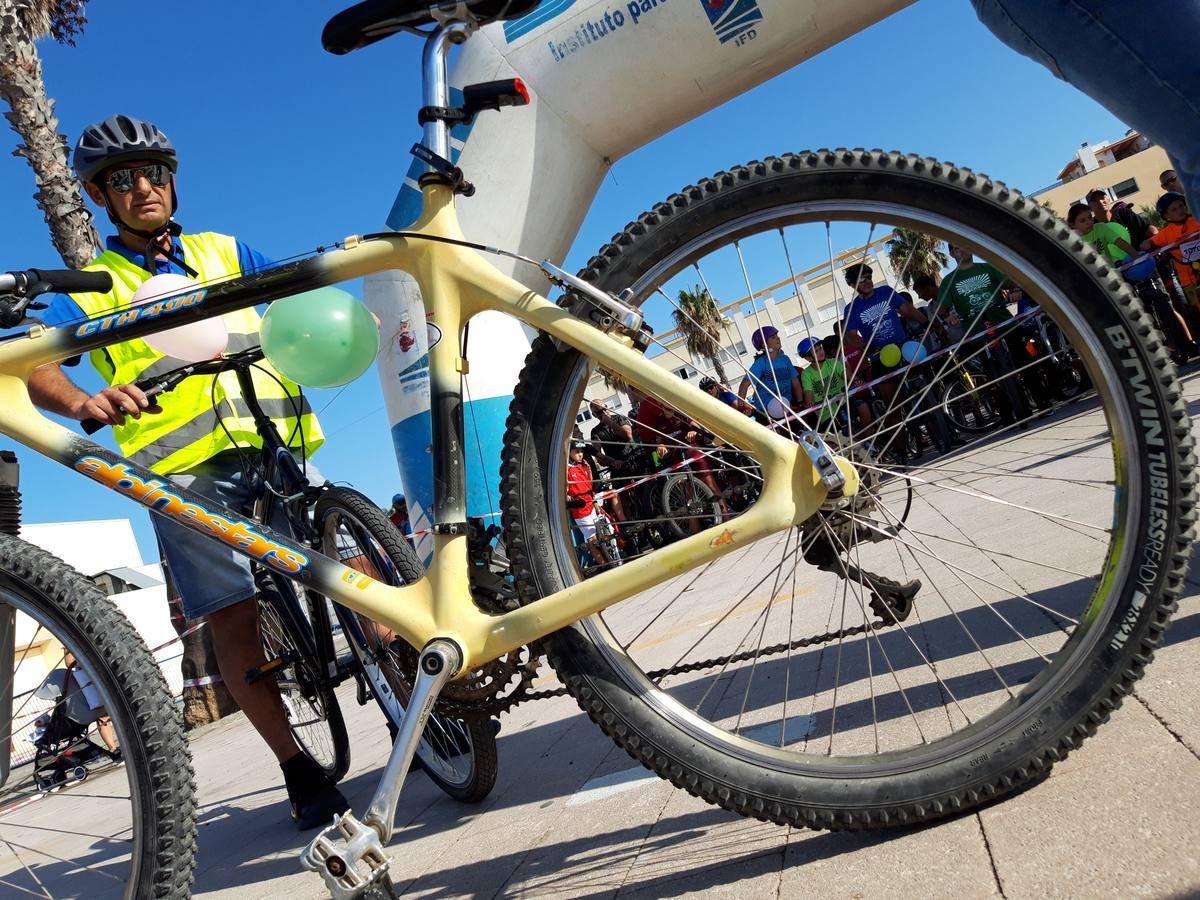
[701,0,763,46]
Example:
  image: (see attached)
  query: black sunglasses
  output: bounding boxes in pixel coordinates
[106,163,171,193]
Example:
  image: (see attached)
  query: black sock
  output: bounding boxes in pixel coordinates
[281,753,326,797]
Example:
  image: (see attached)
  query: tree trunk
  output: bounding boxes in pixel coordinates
[711,355,729,388]
[0,3,99,268]
[164,561,240,729]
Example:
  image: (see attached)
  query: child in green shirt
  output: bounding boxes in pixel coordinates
[1067,202,1137,263]
[798,336,873,430]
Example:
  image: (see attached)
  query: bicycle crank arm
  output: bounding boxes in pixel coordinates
[302,639,462,898]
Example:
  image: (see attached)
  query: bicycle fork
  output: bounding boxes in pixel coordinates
[302,638,462,899]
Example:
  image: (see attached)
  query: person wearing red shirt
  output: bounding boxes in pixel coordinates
[567,442,607,570]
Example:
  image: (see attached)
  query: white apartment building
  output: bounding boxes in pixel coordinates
[578,233,905,429]
[8,520,181,767]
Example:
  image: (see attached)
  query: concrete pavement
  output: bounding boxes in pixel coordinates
[6,373,1200,899]
[177,374,1200,899]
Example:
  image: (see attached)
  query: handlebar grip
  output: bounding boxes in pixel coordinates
[28,268,113,294]
[79,382,164,436]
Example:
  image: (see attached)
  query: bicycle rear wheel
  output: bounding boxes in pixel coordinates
[257,581,350,782]
[940,375,997,433]
[501,151,1195,829]
[0,536,195,897]
[316,488,498,803]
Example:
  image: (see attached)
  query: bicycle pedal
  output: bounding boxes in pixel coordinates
[355,673,375,706]
[302,811,392,900]
[244,657,286,685]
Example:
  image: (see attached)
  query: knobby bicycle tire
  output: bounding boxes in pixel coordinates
[316,487,498,803]
[500,150,1196,830]
[257,578,351,782]
[0,535,196,897]
[940,377,998,434]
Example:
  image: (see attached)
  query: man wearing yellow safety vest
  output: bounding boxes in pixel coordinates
[28,114,348,830]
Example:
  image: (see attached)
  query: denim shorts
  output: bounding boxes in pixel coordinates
[971,0,1199,211]
[150,451,323,621]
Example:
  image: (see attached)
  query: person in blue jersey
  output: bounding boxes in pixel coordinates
[737,326,802,418]
[841,263,927,458]
[27,115,345,831]
[841,263,928,358]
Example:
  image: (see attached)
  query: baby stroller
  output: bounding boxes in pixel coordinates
[30,665,120,792]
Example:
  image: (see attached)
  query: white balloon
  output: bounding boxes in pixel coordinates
[766,397,788,421]
[130,273,228,362]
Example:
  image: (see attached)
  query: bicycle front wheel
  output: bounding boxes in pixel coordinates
[257,582,350,782]
[501,151,1195,829]
[316,488,498,803]
[940,376,997,433]
[0,536,195,897]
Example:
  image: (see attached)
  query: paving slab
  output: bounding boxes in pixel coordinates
[8,375,1200,899]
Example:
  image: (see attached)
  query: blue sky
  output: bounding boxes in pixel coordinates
[0,0,1129,560]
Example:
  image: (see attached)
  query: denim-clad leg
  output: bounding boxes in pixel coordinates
[971,0,1200,210]
[151,450,324,620]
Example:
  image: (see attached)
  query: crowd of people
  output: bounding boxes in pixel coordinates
[565,180,1200,570]
[1066,170,1200,365]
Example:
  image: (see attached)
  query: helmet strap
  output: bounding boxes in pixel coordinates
[101,184,198,278]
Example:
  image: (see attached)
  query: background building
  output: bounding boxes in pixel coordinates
[8,520,181,767]
[1032,131,1173,217]
[578,233,907,429]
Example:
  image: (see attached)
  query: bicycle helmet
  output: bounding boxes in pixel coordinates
[796,336,820,356]
[751,325,778,351]
[1157,191,1187,217]
[698,376,717,391]
[74,115,194,276]
[73,115,177,185]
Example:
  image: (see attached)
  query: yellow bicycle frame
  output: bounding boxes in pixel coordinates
[0,181,855,675]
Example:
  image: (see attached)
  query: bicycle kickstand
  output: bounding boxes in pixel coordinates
[302,639,462,899]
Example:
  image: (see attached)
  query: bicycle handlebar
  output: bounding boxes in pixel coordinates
[0,268,113,295]
[78,347,265,435]
[0,268,114,329]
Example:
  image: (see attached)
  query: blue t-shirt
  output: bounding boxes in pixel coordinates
[41,235,272,365]
[842,286,909,351]
[716,388,739,407]
[746,352,798,412]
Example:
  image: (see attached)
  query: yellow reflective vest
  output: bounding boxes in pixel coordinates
[68,232,323,474]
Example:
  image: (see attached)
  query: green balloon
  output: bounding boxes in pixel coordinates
[261,287,380,388]
[879,343,902,368]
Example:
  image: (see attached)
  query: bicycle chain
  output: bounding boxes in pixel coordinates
[506,617,887,707]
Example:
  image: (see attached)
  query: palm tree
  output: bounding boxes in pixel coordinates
[0,0,100,267]
[674,285,730,386]
[885,228,949,288]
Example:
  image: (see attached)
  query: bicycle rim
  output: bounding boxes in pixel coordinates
[502,152,1194,823]
[317,493,493,798]
[0,539,195,896]
[258,598,345,778]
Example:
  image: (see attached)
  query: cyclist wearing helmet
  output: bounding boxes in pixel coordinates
[1143,193,1200,309]
[737,325,801,416]
[27,115,344,831]
[797,337,872,430]
[699,375,756,418]
[389,493,412,537]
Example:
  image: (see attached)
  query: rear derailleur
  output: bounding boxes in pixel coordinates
[802,528,920,623]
